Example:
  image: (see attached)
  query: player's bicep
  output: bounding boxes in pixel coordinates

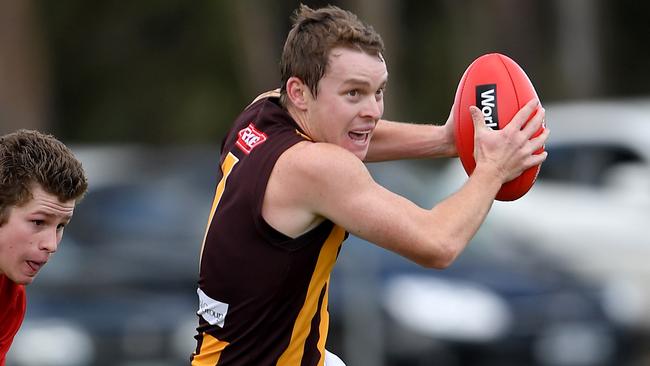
[303,145,432,259]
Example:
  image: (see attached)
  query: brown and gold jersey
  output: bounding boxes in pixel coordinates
[192,91,346,366]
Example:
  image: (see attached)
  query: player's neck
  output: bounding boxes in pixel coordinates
[286,104,313,140]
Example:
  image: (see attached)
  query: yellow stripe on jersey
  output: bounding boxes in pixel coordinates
[276,225,346,366]
[191,333,230,366]
[199,152,239,266]
[246,89,281,109]
[315,282,331,366]
[294,129,313,141]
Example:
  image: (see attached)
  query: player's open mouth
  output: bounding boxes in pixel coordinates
[348,130,370,144]
[26,260,44,273]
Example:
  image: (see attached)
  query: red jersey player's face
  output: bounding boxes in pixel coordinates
[0,185,75,285]
[308,47,387,160]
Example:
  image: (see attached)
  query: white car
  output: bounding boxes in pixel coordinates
[449,98,650,329]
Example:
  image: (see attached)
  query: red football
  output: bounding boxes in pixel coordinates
[453,53,544,201]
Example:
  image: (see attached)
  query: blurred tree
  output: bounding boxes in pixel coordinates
[38,0,245,143]
[0,0,49,134]
[228,1,283,96]
[602,1,650,97]
[554,0,602,99]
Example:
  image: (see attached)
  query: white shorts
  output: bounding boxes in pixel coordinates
[325,350,346,366]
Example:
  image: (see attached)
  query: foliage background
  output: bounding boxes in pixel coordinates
[2,0,649,142]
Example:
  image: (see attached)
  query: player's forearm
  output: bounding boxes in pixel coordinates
[365,120,457,162]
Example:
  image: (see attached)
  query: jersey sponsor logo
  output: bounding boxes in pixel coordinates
[197,288,230,328]
[236,123,268,154]
[476,84,499,130]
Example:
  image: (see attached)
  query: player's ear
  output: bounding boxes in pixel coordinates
[286,77,310,110]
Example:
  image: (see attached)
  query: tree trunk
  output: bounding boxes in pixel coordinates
[0,0,49,134]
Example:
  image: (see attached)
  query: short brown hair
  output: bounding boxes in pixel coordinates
[0,129,88,225]
[279,4,385,106]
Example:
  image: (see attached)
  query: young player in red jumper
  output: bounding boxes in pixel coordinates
[0,130,87,365]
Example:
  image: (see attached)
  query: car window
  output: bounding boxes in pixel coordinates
[539,144,643,187]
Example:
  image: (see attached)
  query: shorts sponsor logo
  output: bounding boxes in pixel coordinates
[197,288,229,328]
[236,123,268,154]
[476,84,499,130]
